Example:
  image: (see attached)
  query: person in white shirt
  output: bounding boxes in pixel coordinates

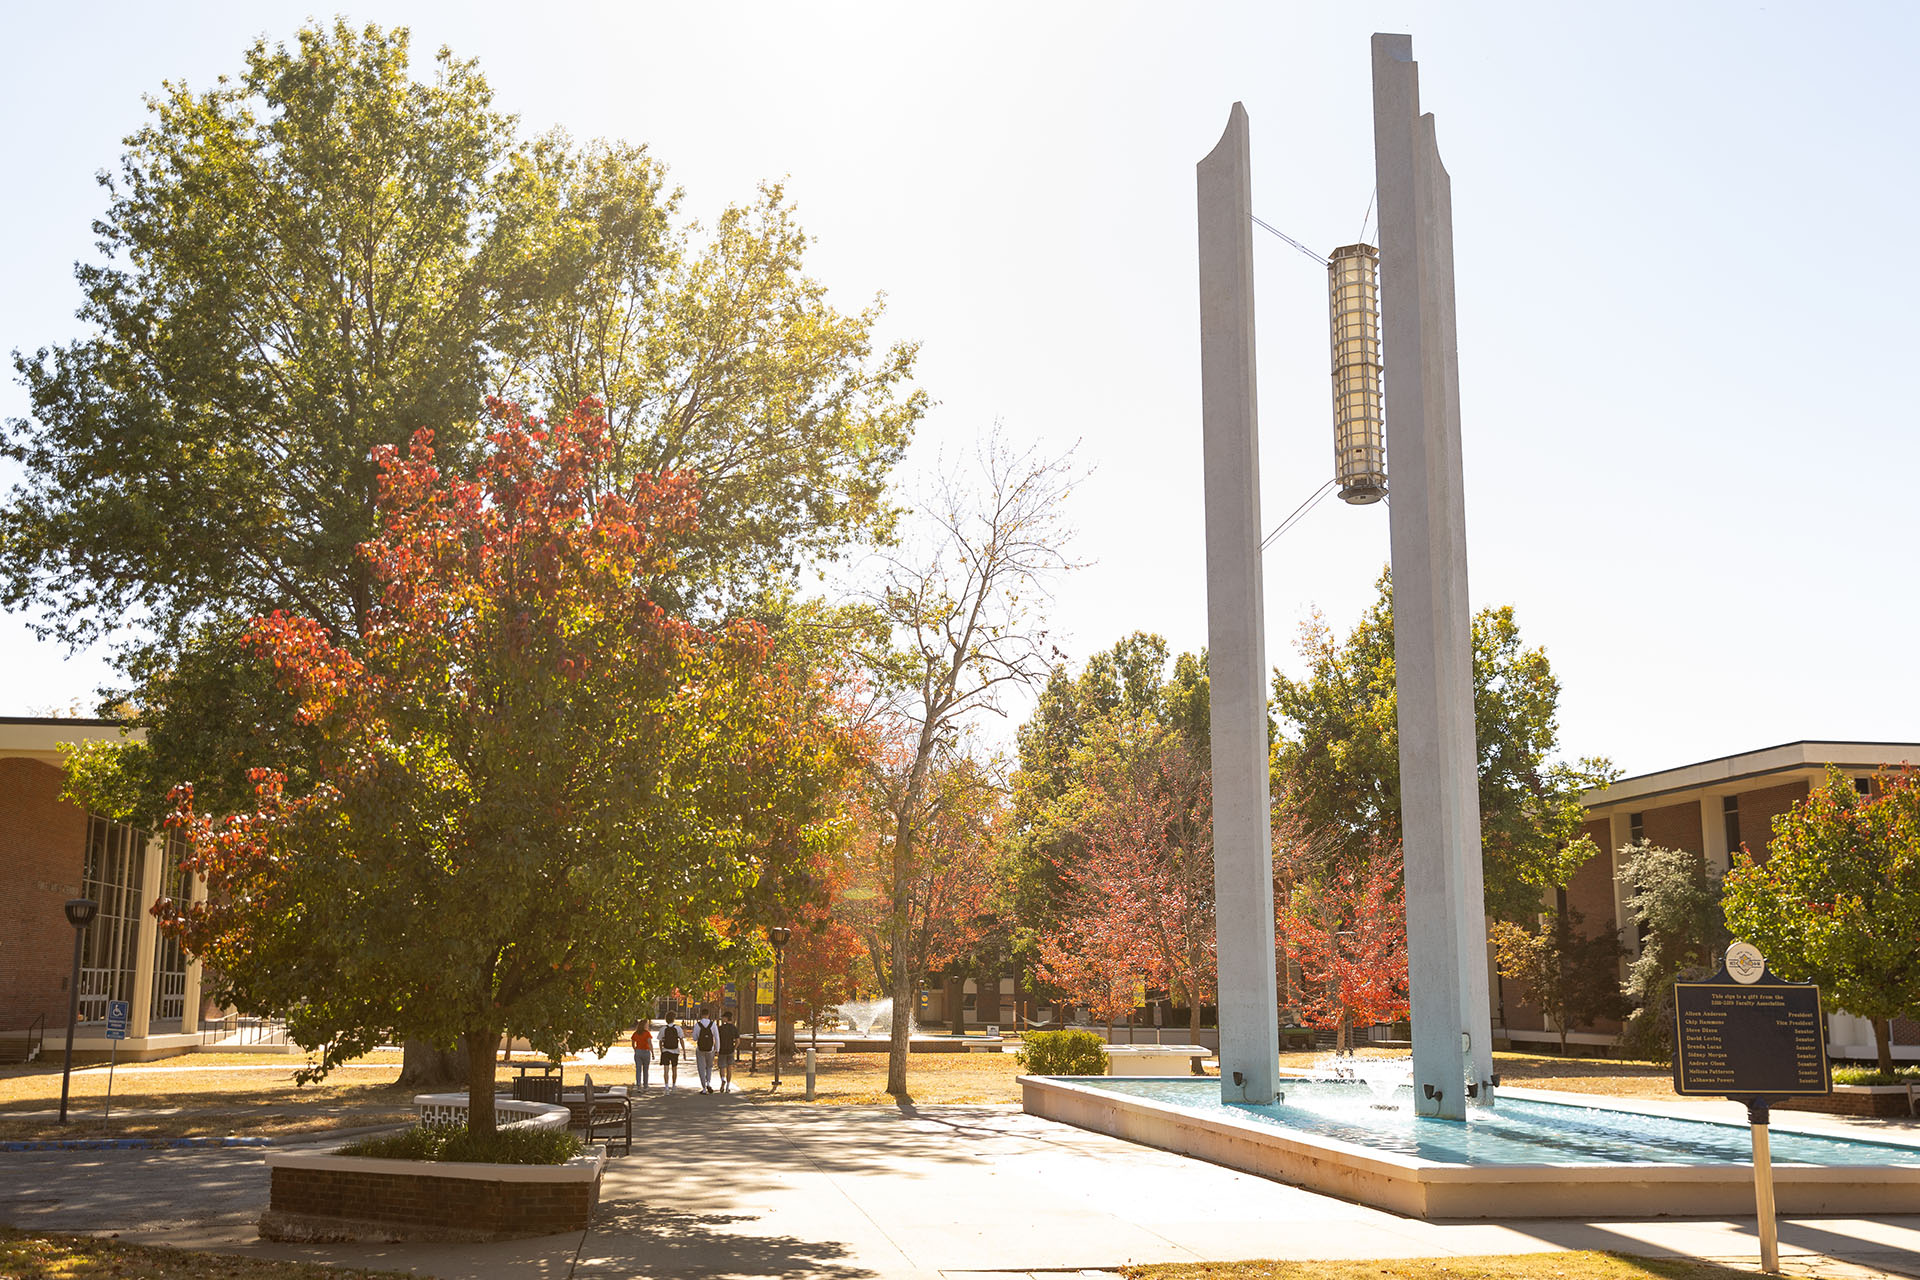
[693,1007,721,1094]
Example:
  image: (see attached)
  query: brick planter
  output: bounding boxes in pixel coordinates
[261,1148,605,1242]
[1778,1085,1917,1118]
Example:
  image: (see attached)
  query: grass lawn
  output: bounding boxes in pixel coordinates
[0,1059,413,1142]
[739,1047,1029,1105]
[1120,1253,1833,1278]
[0,1230,411,1278]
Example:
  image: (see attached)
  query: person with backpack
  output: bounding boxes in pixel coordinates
[693,1006,721,1093]
[717,1010,741,1093]
[630,1019,654,1093]
[658,1018,682,1089]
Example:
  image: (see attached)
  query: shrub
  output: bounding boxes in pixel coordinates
[1016,1029,1108,1075]
[338,1124,582,1165]
[1832,1065,1920,1087]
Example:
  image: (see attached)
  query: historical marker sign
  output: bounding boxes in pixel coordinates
[1672,960,1830,1098]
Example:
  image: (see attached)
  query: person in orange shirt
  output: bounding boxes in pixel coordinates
[631,1019,654,1093]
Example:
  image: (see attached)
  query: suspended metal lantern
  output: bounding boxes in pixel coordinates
[1327,243,1386,504]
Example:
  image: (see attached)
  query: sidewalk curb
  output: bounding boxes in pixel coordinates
[1,1135,274,1152]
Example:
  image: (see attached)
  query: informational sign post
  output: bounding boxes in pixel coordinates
[1671,942,1830,1275]
[104,999,130,1123]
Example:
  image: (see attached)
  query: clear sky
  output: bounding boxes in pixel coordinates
[3,2,1916,778]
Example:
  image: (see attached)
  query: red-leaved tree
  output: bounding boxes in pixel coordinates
[160,399,853,1131]
[1279,841,1410,1050]
[1038,719,1214,1037]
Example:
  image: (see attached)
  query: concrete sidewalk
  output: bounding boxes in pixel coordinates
[3,1091,1917,1277]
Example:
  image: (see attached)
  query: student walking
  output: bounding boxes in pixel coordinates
[693,1008,721,1093]
[718,1010,740,1092]
[658,1019,682,1089]
[631,1019,653,1092]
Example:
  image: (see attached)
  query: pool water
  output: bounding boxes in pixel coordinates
[1077,1078,1920,1168]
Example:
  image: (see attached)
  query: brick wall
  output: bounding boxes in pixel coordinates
[1732,781,1811,862]
[1499,818,1627,1039]
[269,1164,596,1238]
[0,759,87,1029]
[1639,801,1702,856]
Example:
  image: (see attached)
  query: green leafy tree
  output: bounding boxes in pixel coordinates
[161,401,854,1132]
[3,21,521,661]
[1271,569,1616,921]
[1003,634,1203,960]
[508,139,924,611]
[1723,766,1920,1074]
[1489,906,1630,1055]
[1618,840,1725,1063]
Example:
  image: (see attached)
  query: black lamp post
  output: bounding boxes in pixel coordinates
[59,897,98,1124]
[768,925,791,1087]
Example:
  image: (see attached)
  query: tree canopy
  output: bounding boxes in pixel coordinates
[1723,766,1920,1074]
[159,400,856,1128]
[1271,569,1616,921]
[6,20,923,830]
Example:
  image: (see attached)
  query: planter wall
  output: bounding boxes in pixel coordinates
[1778,1085,1917,1118]
[261,1147,604,1242]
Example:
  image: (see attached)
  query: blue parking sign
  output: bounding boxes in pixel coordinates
[106,999,130,1040]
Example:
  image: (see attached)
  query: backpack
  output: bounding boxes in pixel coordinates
[697,1021,715,1053]
[661,1024,681,1051]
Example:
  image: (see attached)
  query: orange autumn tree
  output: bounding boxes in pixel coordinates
[1036,717,1215,1037]
[1280,840,1410,1050]
[160,399,852,1132]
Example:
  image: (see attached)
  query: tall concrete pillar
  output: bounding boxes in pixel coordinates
[1372,34,1493,1118]
[1198,102,1280,1105]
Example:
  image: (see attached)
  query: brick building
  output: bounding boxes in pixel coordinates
[0,717,209,1060]
[1495,740,1920,1061]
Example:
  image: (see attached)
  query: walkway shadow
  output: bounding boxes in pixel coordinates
[579,1194,873,1279]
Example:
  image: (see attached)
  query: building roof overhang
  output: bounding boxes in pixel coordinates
[0,716,141,766]
[1579,740,1920,814]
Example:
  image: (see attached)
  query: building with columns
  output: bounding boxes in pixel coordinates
[0,717,210,1060]
[1498,739,1920,1062]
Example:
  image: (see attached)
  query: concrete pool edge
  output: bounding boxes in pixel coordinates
[1018,1075,1920,1220]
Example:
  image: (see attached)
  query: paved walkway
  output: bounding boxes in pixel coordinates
[1,1090,1917,1278]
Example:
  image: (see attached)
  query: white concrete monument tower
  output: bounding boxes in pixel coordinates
[1372,33,1495,1119]
[1197,103,1281,1106]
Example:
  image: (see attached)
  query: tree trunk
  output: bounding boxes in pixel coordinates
[463,1028,499,1137]
[886,943,912,1096]
[398,1037,466,1089]
[1875,1017,1895,1076]
[948,974,966,1036]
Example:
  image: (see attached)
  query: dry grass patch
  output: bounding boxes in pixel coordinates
[1122,1251,1817,1279]
[0,1229,412,1278]
[1488,1051,1675,1099]
[0,1061,413,1141]
[741,1048,1026,1105]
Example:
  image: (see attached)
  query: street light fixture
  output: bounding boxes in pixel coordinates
[59,898,98,1124]
[767,926,791,1087]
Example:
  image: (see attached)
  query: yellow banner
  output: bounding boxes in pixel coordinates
[757,970,774,1005]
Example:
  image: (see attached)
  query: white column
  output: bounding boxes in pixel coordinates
[1197,102,1280,1105]
[1701,796,1731,876]
[1373,33,1491,1118]
[128,833,165,1041]
[179,872,207,1034]
[1609,812,1638,956]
